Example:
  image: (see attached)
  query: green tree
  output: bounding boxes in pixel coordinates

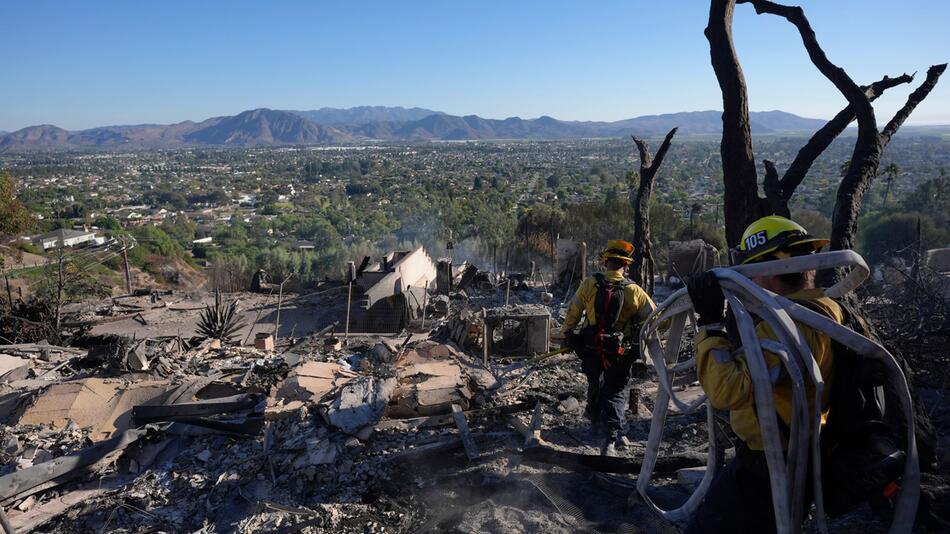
[0,174,36,268]
[791,209,832,241]
[902,175,949,227]
[0,174,35,240]
[860,212,949,265]
[93,216,122,231]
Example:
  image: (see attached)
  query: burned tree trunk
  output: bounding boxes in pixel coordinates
[705,0,772,248]
[707,0,946,280]
[629,128,678,295]
[740,0,946,275]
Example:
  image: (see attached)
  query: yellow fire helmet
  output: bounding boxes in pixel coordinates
[737,215,830,265]
[600,239,635,264]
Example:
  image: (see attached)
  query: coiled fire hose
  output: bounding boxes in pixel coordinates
[635,250,919,534]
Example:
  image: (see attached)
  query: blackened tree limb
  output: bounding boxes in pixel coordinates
[740,0,871,119]
[762,160,788,217]
[706,0,770,248]
[737,0,884,253]
[630,127,678,295]
[833,64,947,253]
[880,64,947,145]
[778,73,914,201]
[742,0,946,271]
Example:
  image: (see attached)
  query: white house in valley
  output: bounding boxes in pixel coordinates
[31,228,99,250]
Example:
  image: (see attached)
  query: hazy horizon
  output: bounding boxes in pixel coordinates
[2,1,948,131]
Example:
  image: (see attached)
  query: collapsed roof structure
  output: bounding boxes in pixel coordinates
[0,250,948,533]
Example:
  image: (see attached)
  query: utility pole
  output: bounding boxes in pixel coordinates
[344,261,356,344]
[122,246,133,294]
[274,275,292,339]
[55,245,65,336]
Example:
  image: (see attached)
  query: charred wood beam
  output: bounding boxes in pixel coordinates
[522,446,706,474]
[778,73,915,201]
[132,393,262,421]
[0,426,156,503]
[630,127,677,294]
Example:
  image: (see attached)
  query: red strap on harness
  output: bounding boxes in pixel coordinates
[882,481,900,499]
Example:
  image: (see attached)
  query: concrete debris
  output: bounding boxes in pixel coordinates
[276,361,357,402]
[557,396,580,413]
[324,376,396,440]
[0,354,30,382]
[292,438,339,467]
[16,378,170,442]
[369,342,394,363]
[389,341,472,417]
[2,261,942,534]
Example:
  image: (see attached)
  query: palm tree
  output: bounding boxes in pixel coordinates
[881,163,900,210]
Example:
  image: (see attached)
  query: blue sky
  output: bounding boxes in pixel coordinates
[1,1,948,131]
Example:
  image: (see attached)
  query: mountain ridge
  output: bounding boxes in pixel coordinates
[290,106,442,125]
[0,107,830,152]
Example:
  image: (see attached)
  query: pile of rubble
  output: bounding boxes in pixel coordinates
[2,260,949,534]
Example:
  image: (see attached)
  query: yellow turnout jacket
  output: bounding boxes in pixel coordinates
[695,288,843,450]
[560,269,656,340]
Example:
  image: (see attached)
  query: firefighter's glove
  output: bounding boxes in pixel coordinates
[687,271,726,327]
[564,330,583,354]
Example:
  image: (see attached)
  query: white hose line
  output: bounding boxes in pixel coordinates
[636,251,914,533]
[774,296,920,534]
[740,296,829,533]
[719,272,829,533]
[724,290,794,534]
[637,293,714,522]
[731,249,869,299]
[638,291,805,530]
[758,338,812,529]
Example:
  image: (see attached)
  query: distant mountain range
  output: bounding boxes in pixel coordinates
[290,106,442,125]
[0,106,830,152]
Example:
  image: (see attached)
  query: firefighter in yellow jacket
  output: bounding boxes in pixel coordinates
[684,216,842,534]
[561,240,656,454]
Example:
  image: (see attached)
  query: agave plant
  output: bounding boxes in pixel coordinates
[196,291,247,344]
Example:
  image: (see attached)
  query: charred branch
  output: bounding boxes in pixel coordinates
[762,160,788,218]
[739,1,871,120]
[630,127,677,295]
[833,64,947,253]
[778,73,915,202]
[737,0,880,252]
[737,0,945,284]
[881,64,948,145]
